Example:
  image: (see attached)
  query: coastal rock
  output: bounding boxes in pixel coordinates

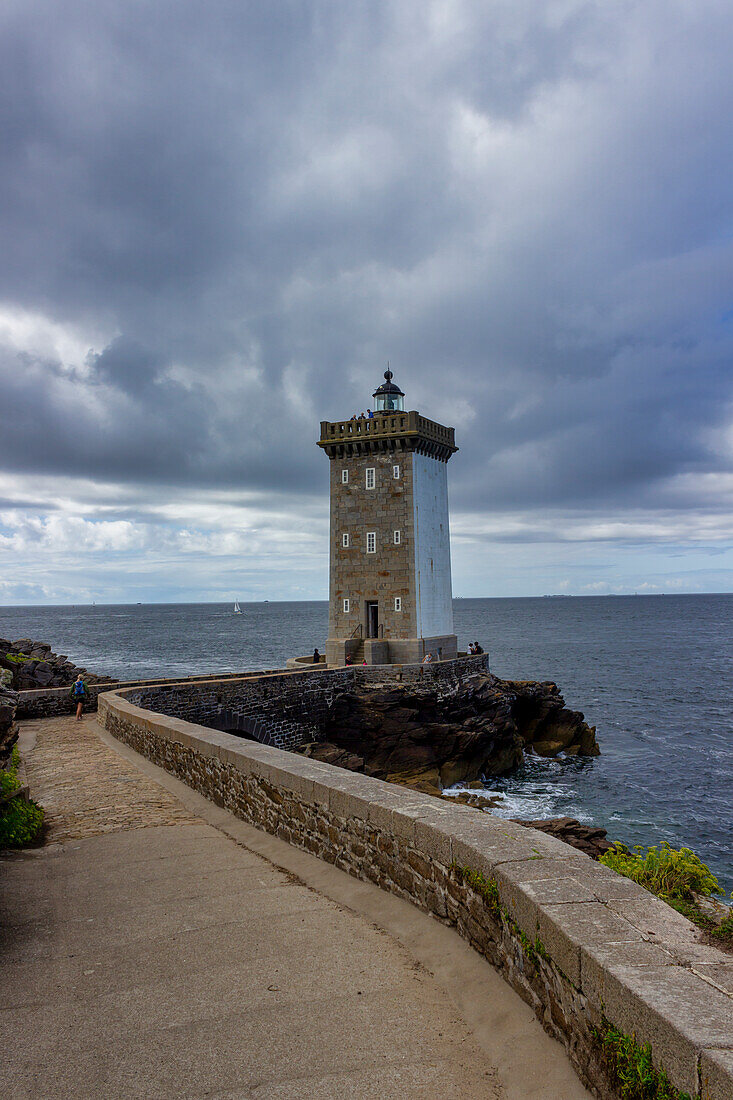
[512,816,614,860]
[0,639,114,692]
[309,673,599,795]
[0,682,19,764]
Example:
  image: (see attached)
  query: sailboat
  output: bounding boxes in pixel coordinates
[234,601,242,614]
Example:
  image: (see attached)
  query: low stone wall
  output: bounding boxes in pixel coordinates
[120,654,489,751]
[99,684,732,1100]
[16,667,290,720]
[17,653,488,723]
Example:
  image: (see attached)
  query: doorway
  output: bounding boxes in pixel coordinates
[366,601,379,639]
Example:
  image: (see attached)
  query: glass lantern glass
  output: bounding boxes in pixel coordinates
[374,391,405,412]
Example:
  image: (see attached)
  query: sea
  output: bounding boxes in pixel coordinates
[1,594,731,893]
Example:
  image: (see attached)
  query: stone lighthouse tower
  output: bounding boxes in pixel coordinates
[318,370,458,665]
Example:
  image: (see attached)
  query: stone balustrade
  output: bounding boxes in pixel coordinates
[318,410,457,461]
[98,678,733,1100]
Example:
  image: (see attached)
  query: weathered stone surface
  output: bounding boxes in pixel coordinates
[310,674,599,793]
[700,1047,733,1100]
[513,817,615,859]
[96,686,733,1100]
[0,637,115,692]
[601,964,733,1096]
[0,682,19,764]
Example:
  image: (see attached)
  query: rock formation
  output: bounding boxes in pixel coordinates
[299,672,599,795]
[0,671,19,764]
[0,639,114,692]
[513,817,614,860]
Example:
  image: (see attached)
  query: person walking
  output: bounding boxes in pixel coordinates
[70,674,88,720]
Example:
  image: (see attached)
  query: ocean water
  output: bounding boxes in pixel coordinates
[1,594,731,892]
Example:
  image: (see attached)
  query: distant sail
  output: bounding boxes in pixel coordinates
[234,601,242,614]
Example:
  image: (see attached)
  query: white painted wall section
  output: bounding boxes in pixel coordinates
[412,452,454,637]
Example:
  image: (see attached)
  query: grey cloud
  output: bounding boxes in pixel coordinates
[0,0,732,525]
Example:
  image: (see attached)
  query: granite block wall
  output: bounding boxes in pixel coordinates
[99,688,733,1100]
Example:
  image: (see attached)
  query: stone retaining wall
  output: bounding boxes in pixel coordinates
[16,668,290,719]
[99,683,732,1100]
[104,654,490,751]
[17,653,488,724]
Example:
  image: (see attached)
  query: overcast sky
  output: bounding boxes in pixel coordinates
[1,0,732,604]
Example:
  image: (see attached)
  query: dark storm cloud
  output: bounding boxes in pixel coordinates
[1,0,732,515]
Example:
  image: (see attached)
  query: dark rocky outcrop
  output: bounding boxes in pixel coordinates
[0,638,114,692]
[513,817,614,860]
[299,672,599,795]
[0,671,19,764]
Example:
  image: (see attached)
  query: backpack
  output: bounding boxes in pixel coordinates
[71,680,86,698]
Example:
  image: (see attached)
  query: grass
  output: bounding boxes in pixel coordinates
[0,746,44,848]
[592,1022,698,1100]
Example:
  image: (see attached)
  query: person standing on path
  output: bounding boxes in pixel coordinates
[70,674,87,720]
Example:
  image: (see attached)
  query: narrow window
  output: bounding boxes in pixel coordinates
[343,598,350,613]
[393,529,401,545]
[393,465,400,479]
[341,469,349,484]
[394,597,402,612]
[342,533,350,548]
[366,531,376,554]
[365,467,375,490]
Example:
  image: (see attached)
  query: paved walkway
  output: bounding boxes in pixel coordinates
[1,715,592,1099]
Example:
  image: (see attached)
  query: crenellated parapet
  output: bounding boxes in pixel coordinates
[318,410,457,462]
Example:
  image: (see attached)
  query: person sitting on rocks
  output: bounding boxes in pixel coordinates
[344,653,353,665]
[468,642,476,654]
[422,652,433,663]
[70,674,87,720]
[474,642,484,654]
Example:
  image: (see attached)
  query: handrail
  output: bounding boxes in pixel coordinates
[349,623,363,638]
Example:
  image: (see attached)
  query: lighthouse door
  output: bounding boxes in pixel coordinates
[366,601,379,638]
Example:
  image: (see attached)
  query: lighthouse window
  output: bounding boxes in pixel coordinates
[342,533,350,547]
[341,469,349,484]
[343,598,350,613]
[393,529,401,545]
[365,467,376,490]
[366,531,376,553]
[394,597,402,612]
[393,465,400,479]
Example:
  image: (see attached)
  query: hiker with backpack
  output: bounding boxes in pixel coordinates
[70,674,88,720]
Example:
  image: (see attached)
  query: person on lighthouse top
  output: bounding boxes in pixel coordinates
[373,368,405,413]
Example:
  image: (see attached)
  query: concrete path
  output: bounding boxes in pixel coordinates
[1,715,592,1099]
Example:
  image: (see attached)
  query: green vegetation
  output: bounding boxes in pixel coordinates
[450,861,550,965]
[600,842,732,944]
[453,861,708,1095]
[0,746,44,848]
[592,1021,698,1100]
[450,860,501,916]
[4,651,32,664]
[600,842,724,900]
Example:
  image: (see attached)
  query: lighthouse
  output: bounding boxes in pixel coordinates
[318,370,458,665]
